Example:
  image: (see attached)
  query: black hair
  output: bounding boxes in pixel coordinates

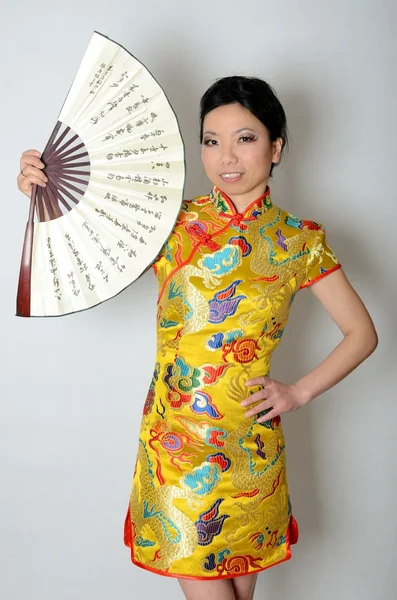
[199,76,288,177]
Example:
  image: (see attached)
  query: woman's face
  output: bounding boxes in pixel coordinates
[201,102,282,205]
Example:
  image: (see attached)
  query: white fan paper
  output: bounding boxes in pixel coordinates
[16,31,185,317]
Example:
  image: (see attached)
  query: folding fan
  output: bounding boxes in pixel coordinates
[16,31,185,317]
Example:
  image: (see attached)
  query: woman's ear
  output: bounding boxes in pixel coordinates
[272,137,283,164]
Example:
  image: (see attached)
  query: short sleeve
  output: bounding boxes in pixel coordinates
[300,225,342,289]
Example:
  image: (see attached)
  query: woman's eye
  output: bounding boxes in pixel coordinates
[203,139,217,146]
[239,135,256,142]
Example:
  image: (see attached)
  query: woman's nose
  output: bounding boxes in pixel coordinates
[220,146,238,165]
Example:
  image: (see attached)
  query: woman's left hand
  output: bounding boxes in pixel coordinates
[241,376,310,423]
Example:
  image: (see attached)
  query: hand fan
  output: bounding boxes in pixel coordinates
[16,31,185,317]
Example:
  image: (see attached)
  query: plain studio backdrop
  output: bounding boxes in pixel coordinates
[1,1,396,599]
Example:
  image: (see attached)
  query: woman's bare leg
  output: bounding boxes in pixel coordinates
[231,573,259,600]
[178,578,236,600]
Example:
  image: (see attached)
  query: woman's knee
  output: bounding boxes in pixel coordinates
[178,577,236,600]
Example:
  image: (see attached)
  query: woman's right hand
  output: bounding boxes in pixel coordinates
[17,149,48,199]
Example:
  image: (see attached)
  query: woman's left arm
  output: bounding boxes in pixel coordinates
[242,269,378,422]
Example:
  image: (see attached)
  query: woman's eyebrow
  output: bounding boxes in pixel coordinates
[203,127,256,135]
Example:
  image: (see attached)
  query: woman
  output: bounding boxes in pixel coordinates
[17,76,378,600]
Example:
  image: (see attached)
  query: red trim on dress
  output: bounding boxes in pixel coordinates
[300,263,342,289]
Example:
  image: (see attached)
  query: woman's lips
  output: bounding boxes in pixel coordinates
[219,173,243,183]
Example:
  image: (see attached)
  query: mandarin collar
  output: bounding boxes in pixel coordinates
[209,185,272,220]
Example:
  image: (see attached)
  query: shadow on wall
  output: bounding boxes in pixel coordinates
[257,86,387,598]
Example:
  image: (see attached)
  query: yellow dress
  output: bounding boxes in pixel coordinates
[124,185,341,580]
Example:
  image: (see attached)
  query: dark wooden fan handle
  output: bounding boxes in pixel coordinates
[16,185,37,317]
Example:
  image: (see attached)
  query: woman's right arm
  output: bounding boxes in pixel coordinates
[17,149,48,198]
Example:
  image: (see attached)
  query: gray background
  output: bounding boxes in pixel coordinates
[1,1,396,598]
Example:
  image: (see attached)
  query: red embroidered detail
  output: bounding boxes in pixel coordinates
[143,388,155,415]
[155,458,166,485]
[149,420,203,475]
[186,223,222,251]
[265,322,282,339]
[229,235,252,257]
[202,364,230,385]
[249,532,265,550]
[252,275,280,284]
[207,429,226,448]
[232,488,260,499]
[301,220,322,231]
[207,452,231,472]
[266,530,279,548]
[175,242,183,265]
[171,329,183,343]
[222,338,260,364]
[271,415,281,427]
[257,469,283,507]
[217,554,263,576]
[167,388,192,409]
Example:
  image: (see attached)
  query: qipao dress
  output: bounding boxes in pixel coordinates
[124,185,341,579]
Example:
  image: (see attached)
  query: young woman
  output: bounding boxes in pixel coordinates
[17,76,378,600]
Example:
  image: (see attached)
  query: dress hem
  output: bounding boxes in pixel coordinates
[127,546,292,580]
[124,505,298,580]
